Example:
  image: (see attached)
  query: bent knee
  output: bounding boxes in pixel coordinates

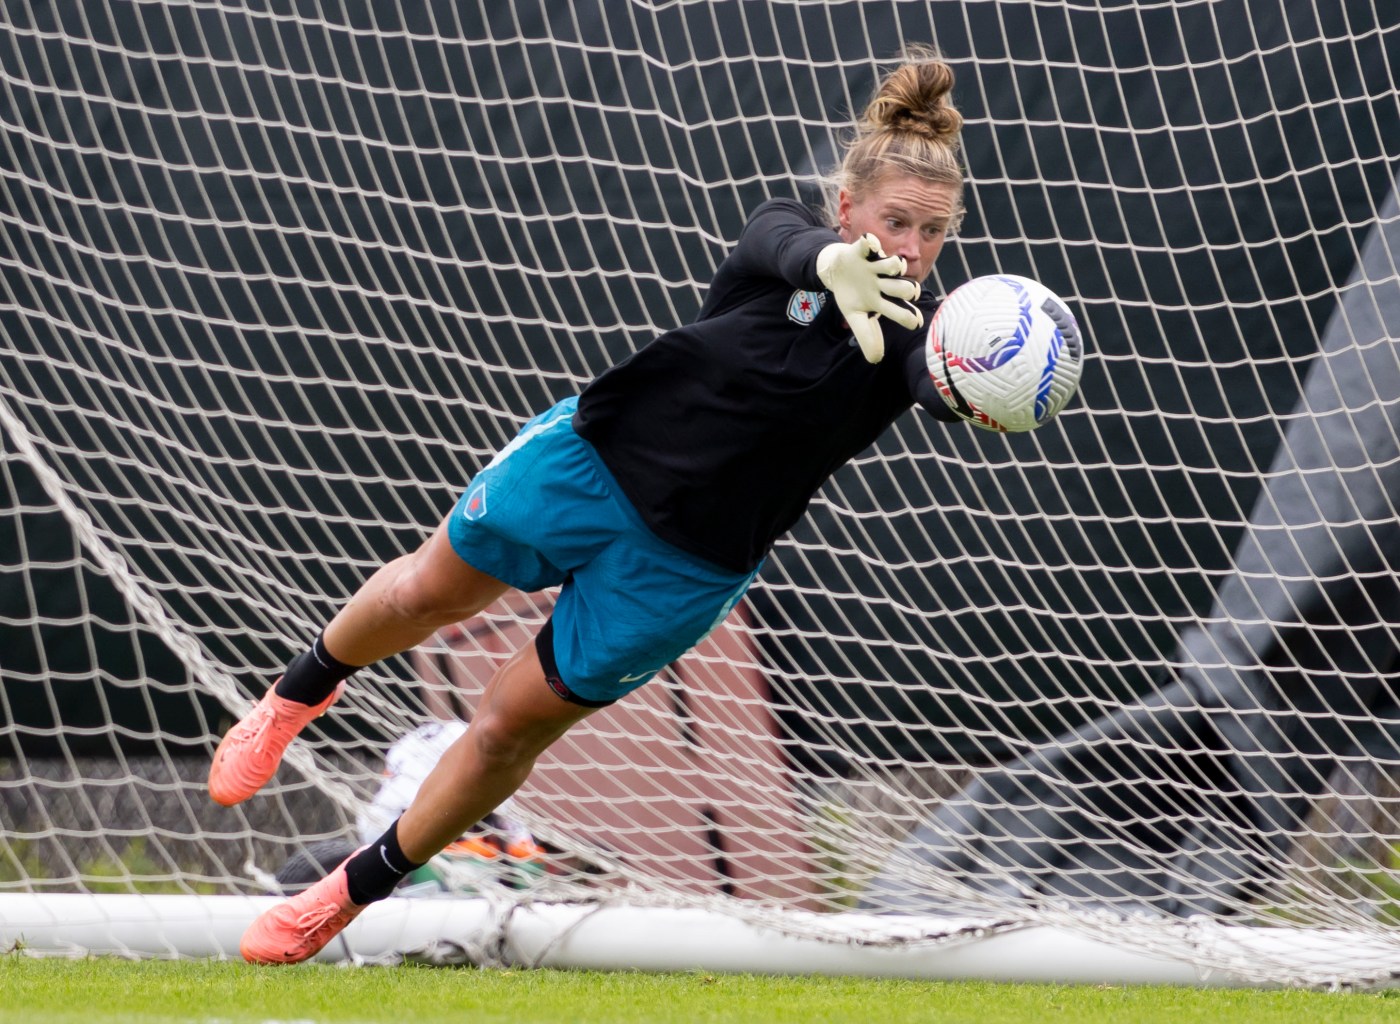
[381,555,484,628]
[466,710,543,770]
[367,519,512,630]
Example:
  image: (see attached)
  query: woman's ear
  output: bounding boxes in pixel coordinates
[835,188,853,239]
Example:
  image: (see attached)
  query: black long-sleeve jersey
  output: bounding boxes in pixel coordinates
[573,198,957,574]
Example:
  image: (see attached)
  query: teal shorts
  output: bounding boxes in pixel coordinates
[447,398,759,706]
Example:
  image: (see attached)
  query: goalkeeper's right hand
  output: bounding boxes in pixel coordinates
[816,233,923,364]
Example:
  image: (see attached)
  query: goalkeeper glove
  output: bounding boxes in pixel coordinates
[816,233,923,364]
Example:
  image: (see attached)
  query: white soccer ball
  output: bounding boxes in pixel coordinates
[926,274,1085,433]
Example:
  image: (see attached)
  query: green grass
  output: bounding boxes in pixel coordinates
[0,839,220,896]
[2,957,1398,1024]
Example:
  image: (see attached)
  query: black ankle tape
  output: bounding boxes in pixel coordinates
[274,633,360,706]
[344,820,425,905]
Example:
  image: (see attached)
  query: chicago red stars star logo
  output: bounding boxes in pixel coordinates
[462,482,487,521]
[787,289,826,325]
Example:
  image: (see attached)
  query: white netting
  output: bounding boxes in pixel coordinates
[2,0,1400,988]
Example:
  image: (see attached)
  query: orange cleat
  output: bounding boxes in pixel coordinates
[208,680,345,806]
[444,835,502,860]
[241,856,364,965]
[505,838,547,864]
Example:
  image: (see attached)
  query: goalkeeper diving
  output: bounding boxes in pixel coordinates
[209,48,973,964]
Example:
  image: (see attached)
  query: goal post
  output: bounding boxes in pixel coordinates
[3,0,1400,989]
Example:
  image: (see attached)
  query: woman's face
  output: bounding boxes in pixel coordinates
[837,174,959,283]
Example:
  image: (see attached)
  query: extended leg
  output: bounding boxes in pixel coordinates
[209,518,511,806]
[393,638,597,861]
[239,631,597,964]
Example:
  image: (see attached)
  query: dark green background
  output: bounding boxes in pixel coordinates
[0,1,1396,770]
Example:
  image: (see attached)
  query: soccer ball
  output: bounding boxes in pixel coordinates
[926,274,1084,433]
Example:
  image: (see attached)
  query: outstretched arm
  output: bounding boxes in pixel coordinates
[728,199,922,362]
[816,233,922,363]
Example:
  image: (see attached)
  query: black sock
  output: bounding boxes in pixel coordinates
[274,632,361,706]
[343,819,425,906]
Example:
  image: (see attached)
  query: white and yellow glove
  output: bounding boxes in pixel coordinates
[815,233,923,364]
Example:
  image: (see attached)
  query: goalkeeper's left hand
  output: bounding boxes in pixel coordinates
[816,233,923,364]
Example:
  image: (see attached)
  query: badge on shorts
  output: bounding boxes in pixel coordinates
[462,481,488,521]
[787,289,826,325]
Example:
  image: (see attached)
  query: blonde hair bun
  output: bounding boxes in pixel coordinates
[860,53,963,145]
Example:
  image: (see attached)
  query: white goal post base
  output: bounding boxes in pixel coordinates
[0,894,1391,990]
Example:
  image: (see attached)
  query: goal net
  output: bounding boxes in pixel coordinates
[3,0,1400,988]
